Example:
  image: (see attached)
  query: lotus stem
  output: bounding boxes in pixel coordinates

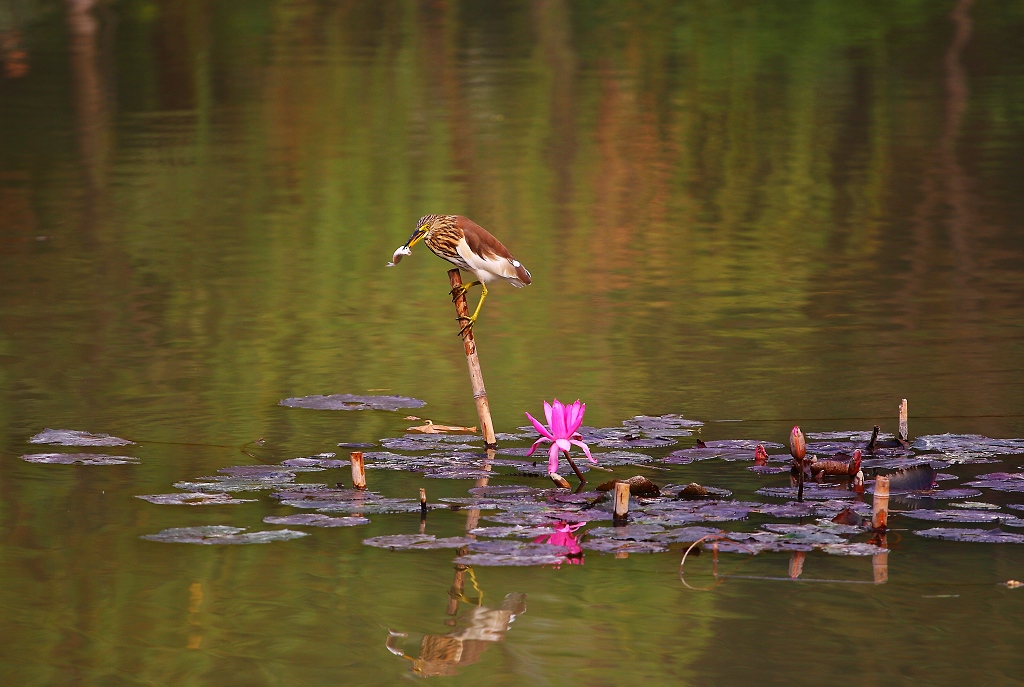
[563,450,587,483]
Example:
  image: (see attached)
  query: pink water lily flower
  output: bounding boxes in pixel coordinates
[525,399,595,476]
[533,521,584,564]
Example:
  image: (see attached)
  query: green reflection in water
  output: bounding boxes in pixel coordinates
[1,0,1024,684]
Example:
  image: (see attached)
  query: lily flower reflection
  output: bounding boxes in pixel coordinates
[386,592,527,678]
[525,399,595,479]
[533,521,585,565]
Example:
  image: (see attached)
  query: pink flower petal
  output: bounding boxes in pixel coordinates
[525,436,550,457]
[555,438,572,452]
[548,443,561,474]
[543,400,554,428]
[525,411,554,440]
[569,439,595,463]
[551,399,567,438]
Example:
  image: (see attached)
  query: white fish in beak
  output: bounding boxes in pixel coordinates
[387,244,412,267]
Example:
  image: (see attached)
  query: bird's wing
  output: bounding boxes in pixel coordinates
[456,216,532,286]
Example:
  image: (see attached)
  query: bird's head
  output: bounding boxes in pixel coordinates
[403,214,439,249]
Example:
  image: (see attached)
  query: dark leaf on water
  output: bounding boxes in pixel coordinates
[588,450,655,466]
[315,498,425,515]
[898,510,1024,526]
[970,472,1024,482]
[755,484,856,501]
[582,539,668,554]
[468,525,556,538]
[822,543,889,556]
[337,442,377,449]
[650,526,725,543]
[174,475,302,492]
[281,454,349,468]
[483,513,576,526]
[271,486,369,504]
[453,553,567,566]
[597,436,676,449]
[424,468,494,479]
[886,464,937,492]
[136,492,256,505]
[749,465,789,474]
[29,428,134,446]
[705,439,784,450]
[951,501,1001,510]
[280,394,426,411]
[807,430,892,442]
[263,514,369,527]
[469,485,548,498]
[861,457,949,470]
[380,437,475,451]
[870,486,982,500]
[962,481,1024,492]
[913,434,1024,456]
[468,540,569,555]
[217,465,321,477]
[914,528,1024,544]
[805,441,860,456]
[622,414,704,431]
[22,453,138,465]
[586,524,665,540]
[143,526,308,545]
[363,534,474,550]
[759,524,850,544]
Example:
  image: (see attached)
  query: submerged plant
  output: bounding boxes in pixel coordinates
[525,399,596,483]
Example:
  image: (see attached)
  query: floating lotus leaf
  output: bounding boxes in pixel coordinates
[662,447,749,464]
[271,486,369,504]
[142,526,308,545]
[582,539,668,554]
[174,475,302,492]
[758,524,849,545]
[913,434,1024,456]
[755,484,856,501]
[807,430,892,441]
[483,513,577,526]
[897,510,1024,526]
[263,514,369,527]
[752,502,816,518]
[453,553,567,566]
[491,459,591,477]
[280,394,426,411]
[935,473,959,481]
[961,481,1024,492]
[714,534,813,554]
[315,498,425,515]
[1007,504,1024,512]
[914,528,1024,544]
[438,498,503,510]
[661,484,733,499]
[822,543,889,556]
[649,526,725,543]
[468,525,556,538]
[363,534,474,550]
[586,524,666,540]
[588,451,655,466]
[380,437,475,451]
[596,436,676,449]
[952,501,1001,510]
[805,441,860,456]
[705,439,784,450]
[336,442,377,449]
[136,492,256,505]
[882,488,983,500]
[469,485,548,498]
[424,468,494,479]
[970,472,1024,482]
[622,415,704,431]
[466,540,569,555]
[550,491,603,503]
[22,453,138,465]
[29,428,134,446]
[748,465,789,474]
[861,457,948,470]
[281,454,349,468]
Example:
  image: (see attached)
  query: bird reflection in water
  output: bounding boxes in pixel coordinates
[386,565,527,678]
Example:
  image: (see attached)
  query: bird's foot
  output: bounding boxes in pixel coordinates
[450,280,481,302]
[456,314,477,337]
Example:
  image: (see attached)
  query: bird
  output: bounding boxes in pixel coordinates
[390,214,531,334]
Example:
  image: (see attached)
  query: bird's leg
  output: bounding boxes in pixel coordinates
[457,283,488,335]
[450,280,482,302]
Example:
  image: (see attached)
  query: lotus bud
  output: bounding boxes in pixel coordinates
[789,426,806,461]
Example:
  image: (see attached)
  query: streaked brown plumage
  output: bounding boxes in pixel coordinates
[399,214,531,332]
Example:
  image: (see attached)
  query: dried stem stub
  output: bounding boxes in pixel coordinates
[613,481,630,525]
[350,451,366,490]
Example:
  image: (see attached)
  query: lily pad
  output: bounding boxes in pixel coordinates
[280,394,426,412]
[649,526,725,543]
[174,475,302,493]
[586,524,666,540]
[29,428,134,446]
[807,430,892,442]
[596,436,676,449]
[468,525,557,538]
[453,553,567,566]
[142,526,308,545]
[913,434,1024,456]
[622,415,704,431]
[362,534,474,550]
[758,524,849,545]
[914,528,1024,544]
[466,540,569,556]
[755,484,856,501]
[136,492,256,505]
[822,543,889,556]
[22,453,138,465]
[897,510,1024,526]
[748,465,789,474]
[281,454,349,468]
[469,485,548,498]
[380,437,475,451]
[263,514,369,527]
[424,467,494,479]
[951,501,1001,510]
[582,539,668,554]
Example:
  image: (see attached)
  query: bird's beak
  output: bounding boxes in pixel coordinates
[404,228,426,249]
